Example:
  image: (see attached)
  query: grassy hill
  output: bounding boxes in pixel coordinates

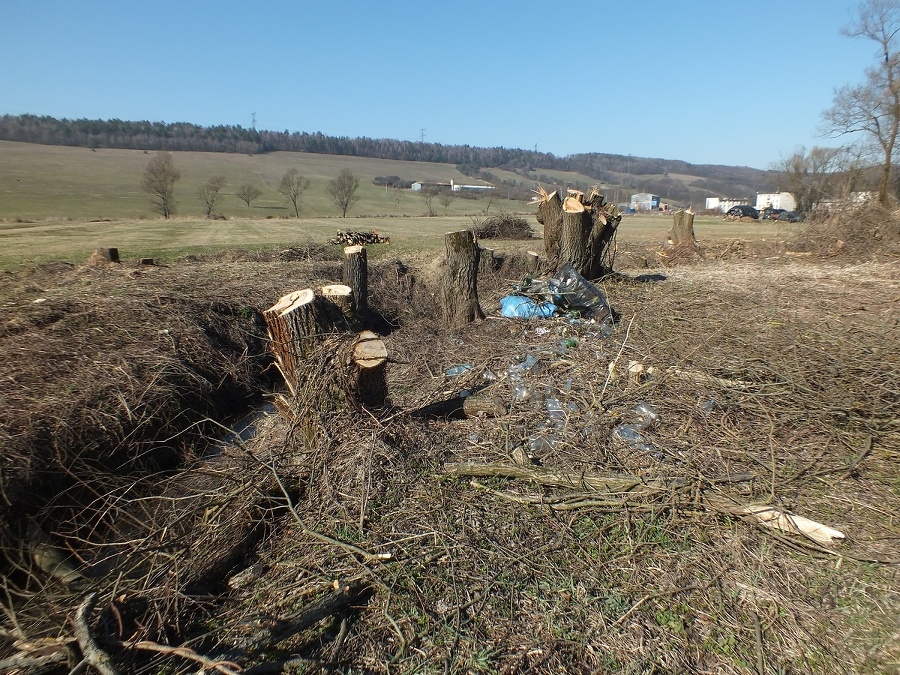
[0,141,537,221]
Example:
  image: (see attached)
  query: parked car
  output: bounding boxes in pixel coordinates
[762,208,786,220]
[724,205,759,220]
[774,210,803,223]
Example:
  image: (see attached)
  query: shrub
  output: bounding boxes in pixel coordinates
[472,213,534,239]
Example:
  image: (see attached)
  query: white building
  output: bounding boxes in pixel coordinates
[755,192,796,211]
[706,197,749,212]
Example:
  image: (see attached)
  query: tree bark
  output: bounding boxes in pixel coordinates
[536,189,563,266]
[343,245,368,313]
[559,197,593,277]
[586,192,619,278]
[441,230,485,327]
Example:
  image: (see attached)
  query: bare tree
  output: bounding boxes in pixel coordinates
[142,151,180,218]
[236,183,262,208]
[438,188,457,213]
[196,175,226,216]
[773,146,851,212]
[327,169,360,217]
[421,187,437,216]
[278,168,310,217]
[823,0,900,205]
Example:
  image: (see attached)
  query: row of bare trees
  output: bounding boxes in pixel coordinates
[141,153,361,219]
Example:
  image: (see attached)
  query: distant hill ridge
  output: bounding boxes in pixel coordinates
[0,114,778,202]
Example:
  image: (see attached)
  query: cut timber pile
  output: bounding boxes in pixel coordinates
[329,230,391,246]
[535,186,621,278]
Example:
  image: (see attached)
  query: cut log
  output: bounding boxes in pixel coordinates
[441,230,485,327]
[321,284,357,325]
[343,245,368,313]
[414,388,507,419]
[350,330,388,407]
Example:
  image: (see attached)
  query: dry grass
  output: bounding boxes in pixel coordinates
[0,221,897,674]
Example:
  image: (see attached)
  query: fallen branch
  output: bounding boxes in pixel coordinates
[72,592,119,675]
[445,461,680,494]
[106,640,243,674]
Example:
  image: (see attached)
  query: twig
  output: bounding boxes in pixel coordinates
[107,639,243,674]
[0,651,69,671]
[599,312,635,402]
[72,592,119,675]
[613,581,708,626]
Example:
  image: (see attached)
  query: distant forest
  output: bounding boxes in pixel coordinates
[0,114,777,203]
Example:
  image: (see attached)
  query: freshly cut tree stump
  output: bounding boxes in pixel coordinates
[350,330,388,407]
[441,230,485,328]
[321,284,356,325]
[560,197,593,276]
[667,209,701,250]
[536,185,621,279]
[343,245,368,313]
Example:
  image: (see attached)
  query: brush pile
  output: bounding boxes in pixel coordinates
[0,236,897,673]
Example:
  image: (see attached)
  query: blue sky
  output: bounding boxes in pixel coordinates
[0,0,878,169]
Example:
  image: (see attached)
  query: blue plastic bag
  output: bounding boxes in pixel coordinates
[500,295,557,319]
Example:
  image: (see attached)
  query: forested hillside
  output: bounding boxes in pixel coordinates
[0,114,778,203]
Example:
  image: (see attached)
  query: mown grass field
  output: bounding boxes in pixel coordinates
[0,140,519,221]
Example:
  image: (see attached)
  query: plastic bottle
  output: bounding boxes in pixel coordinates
[445,364,473,377]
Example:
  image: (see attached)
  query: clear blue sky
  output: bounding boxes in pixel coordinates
[0,0,878,170]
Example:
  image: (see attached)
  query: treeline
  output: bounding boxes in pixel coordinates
[0,114,776,199]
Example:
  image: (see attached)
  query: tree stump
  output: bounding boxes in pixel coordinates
[88,247,120,264]
[321,284,357,326]
[559,197,593,276]
[660,209,704,264]
[343,245,368,313]
[350,330,388,407]
[537,186,620,279]
[441,230,485,327]
[264,289,316,395]
[667,210,700,250]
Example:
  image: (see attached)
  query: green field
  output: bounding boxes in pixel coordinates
[0,140,799,268]
[0,140,523,220]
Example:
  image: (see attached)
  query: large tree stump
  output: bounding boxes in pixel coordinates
[537,186,621,279]
[349,330,388,407]
[441,230,485,327]
[343,245,368,313]
[668,209,700,250]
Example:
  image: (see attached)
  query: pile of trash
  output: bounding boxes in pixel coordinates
[499,263,612,324]
[329,230,392,246]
